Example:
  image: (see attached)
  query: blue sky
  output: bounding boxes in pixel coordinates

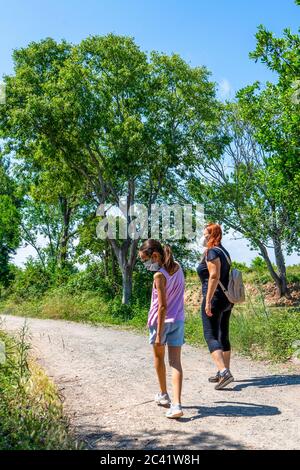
[1,0,299,265]
[1,0,299,93]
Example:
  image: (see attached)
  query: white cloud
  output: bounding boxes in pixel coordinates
[218,78,233,100]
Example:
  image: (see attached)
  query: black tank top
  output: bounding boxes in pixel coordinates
[197,244,231,299]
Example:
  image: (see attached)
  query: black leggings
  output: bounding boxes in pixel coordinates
[201,295,233,353]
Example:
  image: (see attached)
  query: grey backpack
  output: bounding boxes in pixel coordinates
[207,246,246,304]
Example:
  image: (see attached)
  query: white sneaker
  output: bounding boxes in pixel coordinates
[154,392,171,406]
[165,404,183,419]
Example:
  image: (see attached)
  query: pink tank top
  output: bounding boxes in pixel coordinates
[147,263,185,327]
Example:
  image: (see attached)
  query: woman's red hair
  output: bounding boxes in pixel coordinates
[205,223,222,248]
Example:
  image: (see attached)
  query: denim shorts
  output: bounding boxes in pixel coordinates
[149,320,185,346]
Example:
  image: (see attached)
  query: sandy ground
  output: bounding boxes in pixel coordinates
[0,313,299,450]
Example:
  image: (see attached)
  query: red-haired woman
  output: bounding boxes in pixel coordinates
[197,223,234,390]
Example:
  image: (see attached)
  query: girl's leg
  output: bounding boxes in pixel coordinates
[168,346,183,405]
[153,345,167,394]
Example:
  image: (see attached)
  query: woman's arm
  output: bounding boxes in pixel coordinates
[205,257,221,317]
[154,272,167,345]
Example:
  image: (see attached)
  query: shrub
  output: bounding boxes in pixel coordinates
[286,265,300,283]
[229,305,300,362]
[0,326,80,450]
[264,309,300,361]
[250,256,268,271]
[6,259,52,300]
[128,300,148,328]
[132,270,153,307]
[65,263,121,299]
[109,297,134,321]
[231,261,252,273]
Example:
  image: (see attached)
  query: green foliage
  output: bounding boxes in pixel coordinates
[132,270,153,306]
[286,264,300,283]
[265,309,300,360]
[231,261,252,273]
[3,273,300,364]
[230,307,300,362]
[109,297,134,321]
[0,327,79,449]
[65,263,120,299]
[188,10,300,298]
[184,312,204,347]
[0,160,21,287]
[250,256,268,271]
[239,17,300,254]
[7,259,52,300]
[127,299,148,327]
[0,33,224,304]
[3,259,78,301]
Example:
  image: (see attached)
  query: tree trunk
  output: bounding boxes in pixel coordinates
[58,196,72,269]
[105,178,139,304]
[58,233,68,268]
[257,240,288,297]
[110,237,139,304]
[111,244,117,279]
[122,265,133,304]
[103,239,109,277]
[272,235,288,297]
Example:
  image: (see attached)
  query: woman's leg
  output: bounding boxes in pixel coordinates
[168,346,183,405]
[223,351,231,369]
[201,297,226,371]
[153,344,167,394]
[219,307,232,369]
[211,349,226,371]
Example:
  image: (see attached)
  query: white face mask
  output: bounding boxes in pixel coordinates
[200,235,208,247]
[143,259,161,271]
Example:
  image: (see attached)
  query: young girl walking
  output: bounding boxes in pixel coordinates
[138,239,185,419]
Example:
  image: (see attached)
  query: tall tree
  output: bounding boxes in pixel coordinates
[15,162,85,270]
[188,5,300,297]
[243,6,300,211]
[188,102,296,297]
[0,158,20,287]
[0,35,223,303]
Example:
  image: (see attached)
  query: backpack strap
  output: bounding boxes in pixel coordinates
[218,280,228,295]
[205,247,231,298]
[205,246,231,266]
[213,246,232,266]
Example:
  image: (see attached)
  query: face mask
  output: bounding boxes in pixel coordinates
[200,235,208,247]
[143,259,161,271]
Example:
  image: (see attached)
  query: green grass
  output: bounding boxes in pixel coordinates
[0,324,82,450]
[1,285,299,363]
[229,307,300,362]
[238,264,300,285]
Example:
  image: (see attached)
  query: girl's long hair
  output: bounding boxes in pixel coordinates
[139,239,177,274]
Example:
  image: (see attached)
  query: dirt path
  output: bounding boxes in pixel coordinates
[0,314,299,450]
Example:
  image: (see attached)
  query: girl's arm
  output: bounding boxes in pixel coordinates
[154,272,167,345]
[205,257,221,317]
